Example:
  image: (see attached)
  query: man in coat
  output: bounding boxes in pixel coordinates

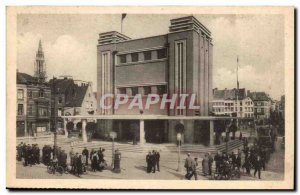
[82,147,89,166]
[184,153,193,178]
[155,151,160,172]
[146,152,152,173]
[254,155,263,179]
[214,151,222,173]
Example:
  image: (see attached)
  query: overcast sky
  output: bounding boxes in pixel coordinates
[17,14,285,100]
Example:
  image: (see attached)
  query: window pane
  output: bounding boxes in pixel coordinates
[144,86,151,95]
[157,49,166,59]
[132,87,138,96]
[144,51,152,61]
[18,104,23,115]
[131,53,139,62]
[119,55,127,64]
[17,89,24,100]
[157,85,166,95]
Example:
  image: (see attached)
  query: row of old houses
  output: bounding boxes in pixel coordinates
[212,88,285,122]
[16,41,97,137]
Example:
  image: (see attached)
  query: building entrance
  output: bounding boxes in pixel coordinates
[144,120,167,143]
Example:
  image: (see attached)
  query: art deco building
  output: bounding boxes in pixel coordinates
[96,16,213,144]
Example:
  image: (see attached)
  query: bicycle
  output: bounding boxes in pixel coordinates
[47,160,64,176]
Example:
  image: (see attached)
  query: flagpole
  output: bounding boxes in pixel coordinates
[236,56,239,128]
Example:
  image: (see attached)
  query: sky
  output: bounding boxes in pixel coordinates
[17,14,285,100]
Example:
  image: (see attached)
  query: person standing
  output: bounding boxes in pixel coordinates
[214,151,222,173]
[151,150,156,173]
[208,152,213,175]
[91,152,98,172]
[202,153,209,176]
[146,152,152,173]
[60,150,67,170]
[191,158,198,180]
[243,152,252,175]
[82,147,89,166]
[69,148,75,170]
[254,155,263,179]
[155,151,160,172]
[184,153,193,178]
[76,154,83,176]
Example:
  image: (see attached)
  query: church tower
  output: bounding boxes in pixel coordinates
[34,40,46,82]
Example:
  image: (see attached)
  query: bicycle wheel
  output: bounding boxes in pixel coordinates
[47,165,54,174]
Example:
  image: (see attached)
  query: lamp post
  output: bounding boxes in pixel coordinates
[177,132,182,172]
[110,131,117,168]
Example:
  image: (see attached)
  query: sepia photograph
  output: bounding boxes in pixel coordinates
[6,6,294,189]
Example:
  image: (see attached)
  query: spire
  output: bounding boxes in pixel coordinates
[35,39,46,82]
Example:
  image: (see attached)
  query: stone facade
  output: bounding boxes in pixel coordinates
[96,16,213,144]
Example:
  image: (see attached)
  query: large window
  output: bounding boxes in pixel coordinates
[17,89,24,100]
[157,49,167,59]
[144,86,151,95]
[119,54,127,64]
[18,104,23,115]
[131,53,139,62]
[131,87,138,96]
[157,85,166,95]
[144,51,152,61]
[38,107,48,116]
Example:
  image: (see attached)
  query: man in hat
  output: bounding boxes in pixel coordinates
[146,151,152,173]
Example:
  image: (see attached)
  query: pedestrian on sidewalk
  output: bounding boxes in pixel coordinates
[146,151,152,173]
[82,147,89,166]
[254,155,263,179]
[208,152,213,175]
[151,150,156,173]
[155,150,160,172]
[202,153,209,176]
[214,151,222,173]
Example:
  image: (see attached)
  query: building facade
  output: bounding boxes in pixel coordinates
[212,88,254,118]
[49,77,97,134]
[247,91,271,120]
[96,16,213,144]
[16,41,51,137]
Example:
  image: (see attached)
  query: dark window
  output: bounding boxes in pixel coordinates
[132,87,138,96]
[39,89,44,97]
[119,55,127,64]
[157,85,166,95]
[157,49,166,59]
[28,91,32,98]
[118,88,126,94]
[144,51,152,61]
[18,104,23,115]
[58,97,63,104]
[131,53,139,62]
[144,86,151,95]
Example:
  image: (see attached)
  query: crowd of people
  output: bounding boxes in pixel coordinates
[16,142,40,166]
[17,142,108,176]
[183,137,275,180]
[146,150,160,173]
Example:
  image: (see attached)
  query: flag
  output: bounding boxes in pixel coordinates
[122,13,127,20]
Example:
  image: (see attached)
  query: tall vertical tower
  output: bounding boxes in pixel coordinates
[34,40,46,82]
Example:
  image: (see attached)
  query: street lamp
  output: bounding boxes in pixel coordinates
[177,132,182,172]
[110,131,117,167]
